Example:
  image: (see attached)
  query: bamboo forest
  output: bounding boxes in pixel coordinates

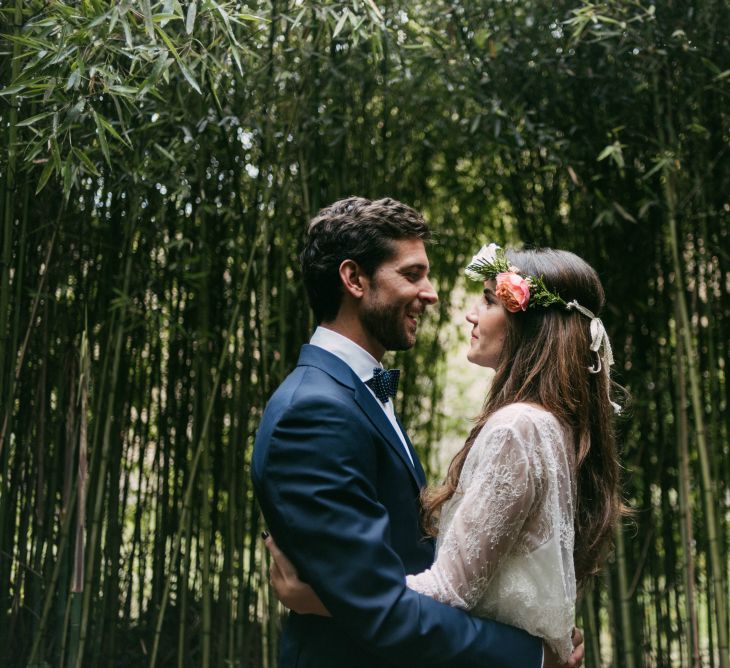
[1,0,728,666]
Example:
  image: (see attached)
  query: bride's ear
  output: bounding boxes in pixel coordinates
[339,259,367,300]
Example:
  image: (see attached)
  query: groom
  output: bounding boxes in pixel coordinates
[252,197,579,667]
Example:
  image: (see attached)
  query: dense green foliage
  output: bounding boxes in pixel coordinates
[1,1,728,666]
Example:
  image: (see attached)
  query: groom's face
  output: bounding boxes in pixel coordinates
[359,238,438,352]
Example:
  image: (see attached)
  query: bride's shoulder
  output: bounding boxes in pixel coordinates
[483,403,562,440]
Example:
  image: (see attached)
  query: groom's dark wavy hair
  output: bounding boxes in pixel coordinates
[422,249,627,586]
[301,196,431,323]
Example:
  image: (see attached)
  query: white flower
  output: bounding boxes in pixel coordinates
[465,242,501,280]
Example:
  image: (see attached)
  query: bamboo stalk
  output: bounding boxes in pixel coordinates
[615,521,637,668]
[73,222,135,667]
[149,227,264,668]
[663,150,729,668]
[675,308,702,668]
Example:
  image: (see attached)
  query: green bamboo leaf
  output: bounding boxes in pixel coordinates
[66,68,80,91]
[177,60,201,94]
[141,0,156,40]
[211,0,239,45]
[612,201,636,224]
[108,84,139,96]
[597,141,625,169]
[597,145,615,161]
[35,159,56,194]
[92,110,111,166]
[233,13,268,23]
[154,24,201,94]
[62,157,75,199]
[0,83,28,96]
[153,13,178,23]
[50,136,62,171]
[108,6,119,33]
[230,46,243,76]
[154,142,176,162]
[100,116,128,147]
[16,110,55,127]
[140,52,171,94]
[186,1,197,35]
[332,10,349,38]
[121,15,133,47]
[72,147,101,176]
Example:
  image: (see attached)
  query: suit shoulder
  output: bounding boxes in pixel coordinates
[264,364,361,421]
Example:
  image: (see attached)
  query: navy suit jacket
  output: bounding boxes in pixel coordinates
[251,344,542,667]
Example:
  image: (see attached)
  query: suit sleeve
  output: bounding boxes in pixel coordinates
[256,389,543,668]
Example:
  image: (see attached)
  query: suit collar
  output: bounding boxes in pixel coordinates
[296,344,358,389]
[309,326,381,382]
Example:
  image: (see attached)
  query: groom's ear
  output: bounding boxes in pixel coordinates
[339,259,367,300]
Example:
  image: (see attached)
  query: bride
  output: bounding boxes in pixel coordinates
[266,244,623,663]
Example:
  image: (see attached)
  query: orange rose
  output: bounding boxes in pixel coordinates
[495,272,530,312]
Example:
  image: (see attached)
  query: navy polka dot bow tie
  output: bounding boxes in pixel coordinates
[365,367,400,404]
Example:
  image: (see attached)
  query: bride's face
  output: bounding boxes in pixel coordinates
[465,280,508,368]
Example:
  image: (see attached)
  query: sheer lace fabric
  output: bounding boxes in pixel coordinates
[407,403,576,661]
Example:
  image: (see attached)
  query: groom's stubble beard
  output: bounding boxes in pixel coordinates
[360,291,416,352]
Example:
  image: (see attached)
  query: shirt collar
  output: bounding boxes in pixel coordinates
[309,326,381,382]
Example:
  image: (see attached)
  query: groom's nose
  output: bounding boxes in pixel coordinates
[419,278,438,305]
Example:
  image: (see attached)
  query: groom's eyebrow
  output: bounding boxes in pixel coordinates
[399,262,429,273]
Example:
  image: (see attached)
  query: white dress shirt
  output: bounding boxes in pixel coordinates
[309,326,414,466]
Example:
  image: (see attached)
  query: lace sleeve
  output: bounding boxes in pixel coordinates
[407,425,538,610]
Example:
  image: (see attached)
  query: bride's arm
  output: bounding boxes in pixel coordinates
[263,532,331,616]
[407,425,537,609]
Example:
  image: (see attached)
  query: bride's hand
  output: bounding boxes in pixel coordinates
[543,627,584,668]
[262,532,332,617]
[567,627,585,667]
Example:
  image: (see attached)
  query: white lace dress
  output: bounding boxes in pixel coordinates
[407,403,576,661]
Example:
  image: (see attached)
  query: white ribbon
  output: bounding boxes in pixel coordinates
[566,300,621,414]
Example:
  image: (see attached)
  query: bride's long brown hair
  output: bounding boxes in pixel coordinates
[421,248,625,585]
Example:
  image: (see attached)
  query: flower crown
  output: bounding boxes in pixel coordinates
[464,243,621,414]
[464,243,565,312]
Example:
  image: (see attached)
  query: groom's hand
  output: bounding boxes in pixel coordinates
[543,628,584,668]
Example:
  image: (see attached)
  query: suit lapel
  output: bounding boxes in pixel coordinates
[352,384,422,489]
[396,415,427,488]
[297,345,423,490]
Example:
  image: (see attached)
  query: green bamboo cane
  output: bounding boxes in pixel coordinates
[25,484,78,667]
[662,147,729,668]
[0,0,26,616]
[580,592,600,668]
[649,59,729,666]
[149,227,264,668]
[614,521,637,668]
[199,209,213,668]
[675,312,701,668]
[73,224,135,668]
[65,329,90,668]
[0,0,23,433]
[176,501,193,668]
